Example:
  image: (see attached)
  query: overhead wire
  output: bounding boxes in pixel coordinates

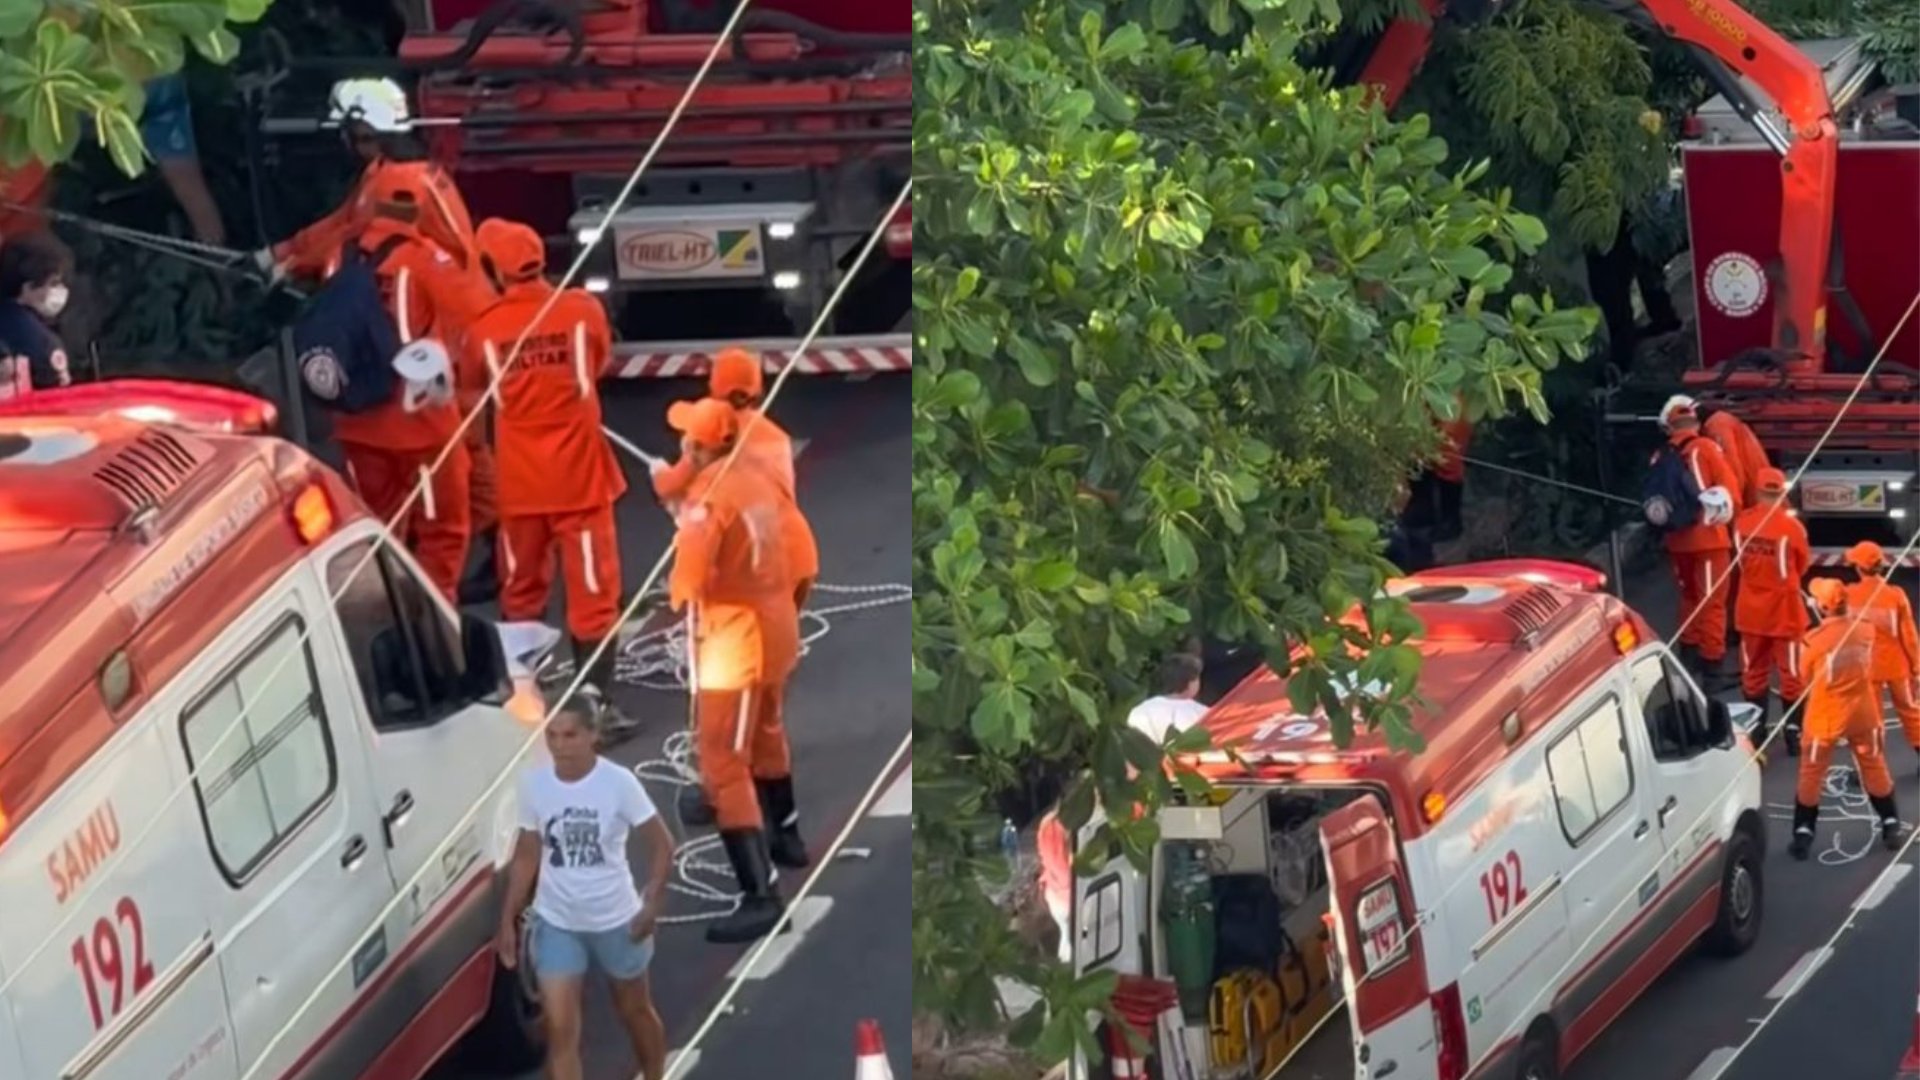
[235,176,912,1080]
[0,0,761,1007]
[1260,292,1920,1079]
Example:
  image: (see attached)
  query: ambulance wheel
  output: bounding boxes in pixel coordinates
[1703,824,1764,957]
[1515,1022,1559,1080]
[458,941,547,1073]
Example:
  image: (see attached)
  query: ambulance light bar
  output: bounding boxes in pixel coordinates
[0,379,277,435]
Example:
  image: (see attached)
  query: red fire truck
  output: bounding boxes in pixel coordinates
[261,0,911,381]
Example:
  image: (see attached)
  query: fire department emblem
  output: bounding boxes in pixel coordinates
[300,346,346,401]
[1704,252,1767,318]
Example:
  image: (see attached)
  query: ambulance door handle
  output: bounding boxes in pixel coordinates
[1658,795,1679,827]
[1633,821,1651,840]
[383,789,416,848]
[341,835,369,871]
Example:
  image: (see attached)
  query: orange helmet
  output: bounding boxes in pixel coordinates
[667,397,737,450]
[709,347,763,401]
[1809,577,1847,614]
[1754,467,1789,500]
[476,218,545,283]
[1845,540,1887,572]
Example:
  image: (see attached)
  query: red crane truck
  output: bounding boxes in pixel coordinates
[1336,1,1920,567]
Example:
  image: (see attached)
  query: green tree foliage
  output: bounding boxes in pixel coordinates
[0,0,270,176]
[912,0,1595,1058]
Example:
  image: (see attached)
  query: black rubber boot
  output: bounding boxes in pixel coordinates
[458,528,501,606]
[1870,794,1907,851]
[1783,720,1801,757]
[1744,693,1772,759]
[757,776,811,869]
[707,830,787,944]
[1788,803,1817,860]
[574,636,640,742]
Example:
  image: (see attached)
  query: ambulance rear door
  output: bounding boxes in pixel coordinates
[1322,793,1437,1080]
[1070,803,1146,980]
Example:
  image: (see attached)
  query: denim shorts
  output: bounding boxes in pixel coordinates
[529,914,655,981]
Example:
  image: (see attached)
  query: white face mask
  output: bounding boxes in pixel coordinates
[33,285,68,318]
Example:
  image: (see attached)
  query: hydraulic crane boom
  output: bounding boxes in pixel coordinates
[1349,0,1839,373]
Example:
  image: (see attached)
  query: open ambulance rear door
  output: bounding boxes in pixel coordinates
[1322,794,1445,1080]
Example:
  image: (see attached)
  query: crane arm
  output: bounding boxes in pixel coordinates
[1349,0,1839,371]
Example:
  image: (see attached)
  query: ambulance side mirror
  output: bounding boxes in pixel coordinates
[459,612,513,705]
[1705,697,1735,746]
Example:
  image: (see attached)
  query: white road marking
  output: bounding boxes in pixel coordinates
[1685,1047,1740,1080]
[872,766,911,818]
[1765,946,1831,999]
[726,896,835,981]
[662,1047,702,1079]
[1855,862,1913,910]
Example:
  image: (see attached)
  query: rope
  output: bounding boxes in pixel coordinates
[0,0,761,1018]
[1457,455,1642,507]
[235,173,911,1079]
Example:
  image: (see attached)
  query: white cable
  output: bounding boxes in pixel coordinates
[236,177,911,1080]
[661,729,911,1080]
[0,0,761,1003]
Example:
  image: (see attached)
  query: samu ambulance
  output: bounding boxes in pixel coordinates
[0,397,546,1080]
[1072,560,1766,1080]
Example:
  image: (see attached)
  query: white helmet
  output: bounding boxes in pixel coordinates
[1658,394,1699,432]
[1698,485,1734,526]
[393,339,453,412]
[328,77,413,134]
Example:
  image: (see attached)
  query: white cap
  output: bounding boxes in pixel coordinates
[1658,393,1698,431]
[329,77,413,133]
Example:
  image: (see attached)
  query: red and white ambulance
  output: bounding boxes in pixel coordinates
[0,400,545,1080]
[1072,560,1767,1080]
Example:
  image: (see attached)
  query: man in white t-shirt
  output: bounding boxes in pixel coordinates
[1127,652,1209,743]
[498,700,675,1080]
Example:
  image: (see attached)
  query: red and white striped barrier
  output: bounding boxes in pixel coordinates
[609,335,911,379]
[1810,547,1920,569]
[1898,992,1919,1079]
[855,1019,894,1080]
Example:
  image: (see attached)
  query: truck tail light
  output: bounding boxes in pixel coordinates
[1432,982,1470,1080]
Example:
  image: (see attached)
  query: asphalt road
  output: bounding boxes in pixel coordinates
[428,374,911,1080]
[1562,558,1920,1080]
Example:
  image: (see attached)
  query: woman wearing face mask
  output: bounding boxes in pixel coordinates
[0,231,74,393]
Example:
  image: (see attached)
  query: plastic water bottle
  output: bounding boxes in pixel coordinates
[999,818,1020,873]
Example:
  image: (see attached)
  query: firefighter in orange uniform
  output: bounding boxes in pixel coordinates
[1843,541,1920,764]
[260,79,475,279]
[1731,467,1810,754]
[1697,400,1771,507]
[666,398,806,944]
[1659,396,1744,685]
[1791,578,1908,859]
[331,167,486,604]
[651,347,818,608]
[461,219,636,734]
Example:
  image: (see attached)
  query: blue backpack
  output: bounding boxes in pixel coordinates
[291,236,406,414]
[1642,434,1703,533]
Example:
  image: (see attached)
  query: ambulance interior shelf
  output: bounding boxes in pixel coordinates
[1151,785,1360,1080]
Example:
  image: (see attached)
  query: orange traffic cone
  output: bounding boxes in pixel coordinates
[1899,993,1919,1079]
[855,1019,894,1080]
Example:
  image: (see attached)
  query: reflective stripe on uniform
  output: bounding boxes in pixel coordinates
[734,689,752,752]
[580,528,600,594]
[395,266,414,340]
[418,465,437,520]
[572,320,591,399]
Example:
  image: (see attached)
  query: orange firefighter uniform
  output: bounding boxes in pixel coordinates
[1701,406,1770,507]
[652,347,819,608]
[1843,541,1920,753]
[1792,578,1909,857]
[1732,468,1810,737]
[272,157,476,279]
[461,220,629,699]
[667,397,805,944]
[331,170,489,604]
[1660,399,1744,674]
